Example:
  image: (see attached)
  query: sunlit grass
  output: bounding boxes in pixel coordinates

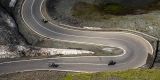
[64,69,160,80]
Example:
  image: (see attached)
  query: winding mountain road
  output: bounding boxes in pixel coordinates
[0,0,154,74]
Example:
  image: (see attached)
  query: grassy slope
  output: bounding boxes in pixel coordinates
[65,69,160,80]
[1,69,160,80]
[72,1,160,20]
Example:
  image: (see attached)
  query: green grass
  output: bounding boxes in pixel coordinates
[102,3,127,15]
[64,69,160,80]
[1,69,160,80]
[65,73,92,80]
[72,2,130,20]
[72,2,103,20]
[72,1,160,21]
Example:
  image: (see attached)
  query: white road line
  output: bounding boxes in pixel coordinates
[0,55,122,65]
[53,63,109,65]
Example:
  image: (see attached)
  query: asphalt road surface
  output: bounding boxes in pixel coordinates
[0,0,154,74]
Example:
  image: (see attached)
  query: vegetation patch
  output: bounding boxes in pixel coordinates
[72,2,103,20]
[65,69,160,80]
[72,1,160,20]
[100,3,129,15]
[1,69,160,80]
[71,2,133,20]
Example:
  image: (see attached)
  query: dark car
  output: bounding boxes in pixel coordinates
[108,60,116,66]
[42,19,48,23]
[48,62,59,68]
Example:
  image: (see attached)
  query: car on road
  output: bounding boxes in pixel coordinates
[108,60,116,66]
[48,62,59,68]
[42,19,48,23]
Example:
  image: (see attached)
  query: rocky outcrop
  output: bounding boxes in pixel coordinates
[0,1,95,58]
[0,5,25,45]
[0,4,26,58]
[0,45,94,58]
